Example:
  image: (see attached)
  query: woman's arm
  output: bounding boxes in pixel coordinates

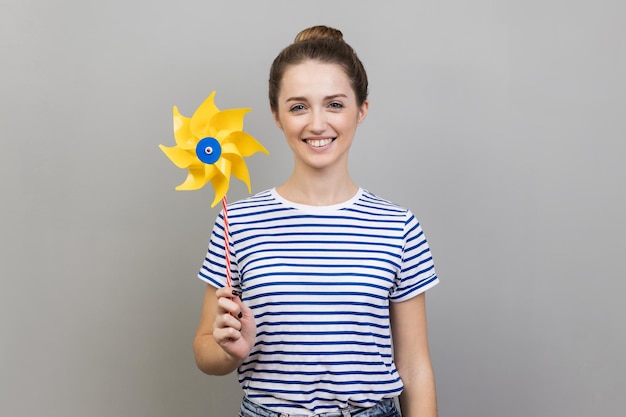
[193,285,256,375]
[390,293,437,417]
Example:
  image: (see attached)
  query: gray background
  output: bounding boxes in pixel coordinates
[1,0,624,416]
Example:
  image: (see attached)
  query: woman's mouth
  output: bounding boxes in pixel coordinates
[304,138,335,147]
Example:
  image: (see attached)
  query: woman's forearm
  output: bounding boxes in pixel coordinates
[193,333,243,376]
[398,366,438,417]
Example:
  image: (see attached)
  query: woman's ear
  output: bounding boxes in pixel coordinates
[358,100,369,124]
[272,110,283,130]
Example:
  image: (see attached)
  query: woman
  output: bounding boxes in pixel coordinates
[193,25,439,417]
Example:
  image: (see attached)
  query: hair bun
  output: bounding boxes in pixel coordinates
[294,25,344,43]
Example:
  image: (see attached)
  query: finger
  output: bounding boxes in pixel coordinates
[215,287,242,299]
[227,295,246,319]
[217,296,241,317]
[224,312,243,330]
[213,326,240,344]
[215,309,242,328]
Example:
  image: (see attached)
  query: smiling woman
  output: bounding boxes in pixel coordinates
[192,25,440,417]
[272,61,368,181]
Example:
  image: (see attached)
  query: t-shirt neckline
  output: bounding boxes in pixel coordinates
[270,187,363,213]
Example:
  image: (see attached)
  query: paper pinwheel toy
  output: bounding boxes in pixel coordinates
[159,91,269,207]
[159,91,268,286]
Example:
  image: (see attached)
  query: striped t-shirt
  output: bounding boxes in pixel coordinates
[198,188,439,415]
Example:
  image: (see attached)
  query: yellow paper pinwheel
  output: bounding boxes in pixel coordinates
[159,91,269,207]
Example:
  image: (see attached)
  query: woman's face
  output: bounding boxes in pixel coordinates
[273,60,368,173]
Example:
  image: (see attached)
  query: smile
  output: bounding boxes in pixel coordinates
[304,138,335,147]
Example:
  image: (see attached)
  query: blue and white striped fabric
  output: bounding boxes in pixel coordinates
[198,188,438,416]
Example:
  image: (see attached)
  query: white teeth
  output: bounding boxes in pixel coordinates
[306,138,334,147]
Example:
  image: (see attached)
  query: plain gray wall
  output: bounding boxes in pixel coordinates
[2,0,624,416]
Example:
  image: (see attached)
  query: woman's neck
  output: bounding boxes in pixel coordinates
[276,168,358,206]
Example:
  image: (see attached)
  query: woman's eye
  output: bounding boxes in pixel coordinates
[329,102,344,109]
[289,104,306,112]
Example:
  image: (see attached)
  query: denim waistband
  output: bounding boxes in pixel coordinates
[239,396,399,417]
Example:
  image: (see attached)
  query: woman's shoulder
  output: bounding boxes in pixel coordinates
[358,189,411,215]
[227,189,276,209]
[225,188,300,220]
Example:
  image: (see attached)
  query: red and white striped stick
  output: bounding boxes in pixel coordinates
[221,196,232,288]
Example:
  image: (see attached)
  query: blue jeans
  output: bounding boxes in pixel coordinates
[239,396,401,417]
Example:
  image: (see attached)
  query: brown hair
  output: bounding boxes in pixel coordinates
[268,25,369,112]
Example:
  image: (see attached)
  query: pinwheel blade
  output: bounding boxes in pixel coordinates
[225,152,252,193]
[176,165,213,191]
[223,131,269,157]
[210,161,231,207]
[190,91,220,139]
[173,106,195,150]
[159,144,195,169]
[210,108,250,133]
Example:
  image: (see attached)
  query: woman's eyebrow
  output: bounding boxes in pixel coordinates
[285,93,348,103]
[325,94,348,100]
[285,96,308,103]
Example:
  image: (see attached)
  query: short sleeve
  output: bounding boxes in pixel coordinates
[390,210,439,302]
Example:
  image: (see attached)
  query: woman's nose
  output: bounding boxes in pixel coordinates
[309,109,327,132]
